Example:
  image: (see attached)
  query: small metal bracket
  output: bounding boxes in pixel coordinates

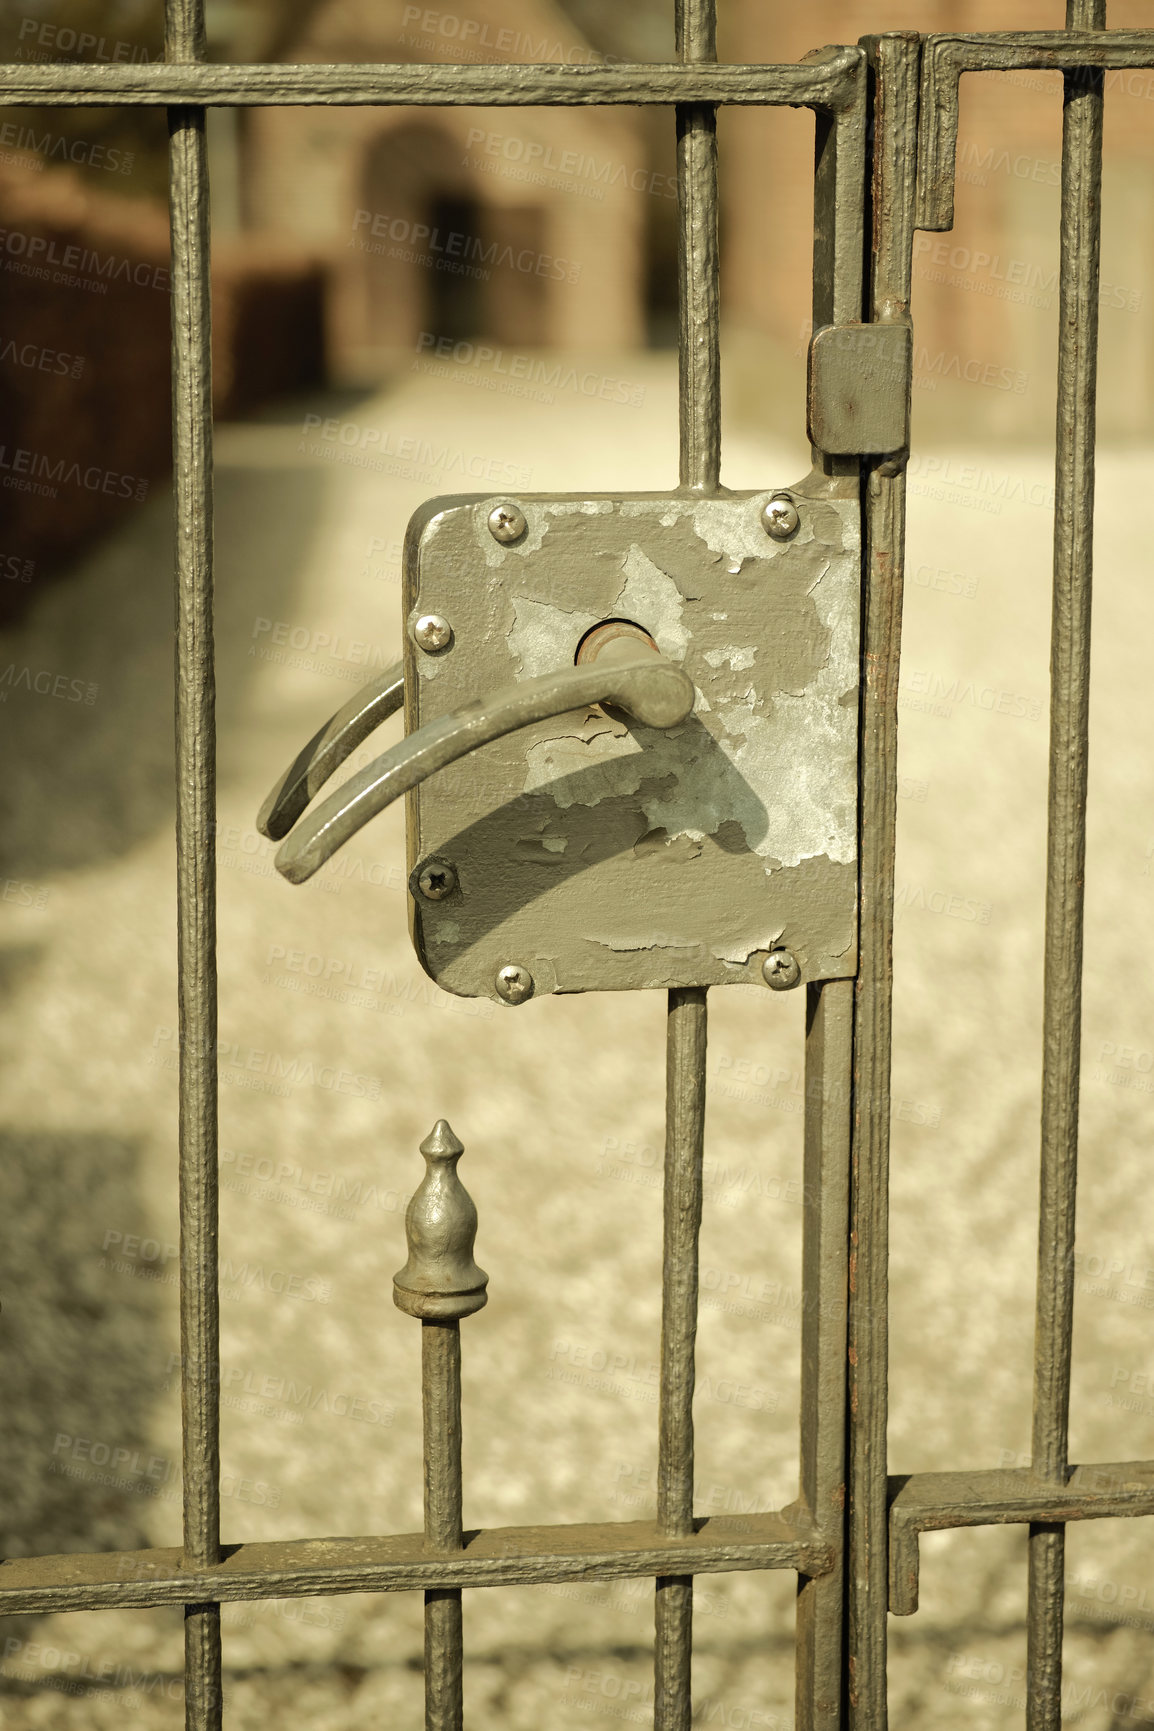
[888,1459,1154,1617]
[914,31,1146,232]
[404,486,861,1002]
[807,322,911,455]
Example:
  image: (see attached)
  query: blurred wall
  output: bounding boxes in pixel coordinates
[0,164,326,619]
[722,0,1154,442]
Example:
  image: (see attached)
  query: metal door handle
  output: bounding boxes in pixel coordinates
[257,660,405,842]
[272,654,695,885]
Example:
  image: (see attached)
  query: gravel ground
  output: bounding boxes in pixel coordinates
[1,353,1152,1727]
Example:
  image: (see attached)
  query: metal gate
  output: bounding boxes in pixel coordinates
[2,3,1153,1727]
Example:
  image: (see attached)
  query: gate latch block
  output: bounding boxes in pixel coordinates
[808,321,912,455]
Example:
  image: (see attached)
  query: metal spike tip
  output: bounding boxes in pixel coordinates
[420,1119,464,1158]
[394,1121,487,1321]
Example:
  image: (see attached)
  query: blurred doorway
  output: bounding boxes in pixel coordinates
[358,123,550,357]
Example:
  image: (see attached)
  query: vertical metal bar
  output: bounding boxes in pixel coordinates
[809,70,871,515]
[396,1121,485,1731]
[807,68,871,1718]
[803,51,871,1731]
[795,979,853,1731]
[811,106,866,338]
[675,0,719,492]
[655,988,707,1731]
[167,0,220,1724]
[846,33,920,1731]
[423,1320,464,1731]
[811,73,867,475]
[1027,5,1104,1726]
[656,2,717,1721]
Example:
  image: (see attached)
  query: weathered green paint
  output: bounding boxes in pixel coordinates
[404,488,861,999]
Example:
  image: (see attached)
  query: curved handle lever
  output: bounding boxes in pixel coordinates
[257,660,405,842]
[274,655,695,885]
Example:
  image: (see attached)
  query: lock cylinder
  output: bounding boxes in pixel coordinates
[575,618,661,668]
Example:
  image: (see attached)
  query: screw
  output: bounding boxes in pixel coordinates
[495,964,534,1005]
[762,948,802,991]
[413,613,452,653]
[761,495,800,541]
[488,502,527,545]
[417,860,457,901]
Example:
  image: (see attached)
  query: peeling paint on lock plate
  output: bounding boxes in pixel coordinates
[403,489,860,1001]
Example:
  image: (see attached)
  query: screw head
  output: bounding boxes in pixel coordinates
[495,964,534,1005]
[488,502,527,545]
[417,860,457,901]
[761,495,800,541]
[413,613,452,653]
[762,948,802,991]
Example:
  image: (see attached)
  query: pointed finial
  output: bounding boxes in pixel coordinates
[393,1121,488,1320]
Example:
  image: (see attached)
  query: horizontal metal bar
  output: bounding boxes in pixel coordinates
[925,25,1154,70]
[889,1460,1154,1615]
[918,28,1154,228]
[0,50,861,110]
[0,1513,832,1617]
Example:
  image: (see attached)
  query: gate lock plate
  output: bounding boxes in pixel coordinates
[405,488,859,999]
[260,486,861,1002]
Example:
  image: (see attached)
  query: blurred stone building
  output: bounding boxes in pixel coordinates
[235,0,1154,434]
[243,0,648,376]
